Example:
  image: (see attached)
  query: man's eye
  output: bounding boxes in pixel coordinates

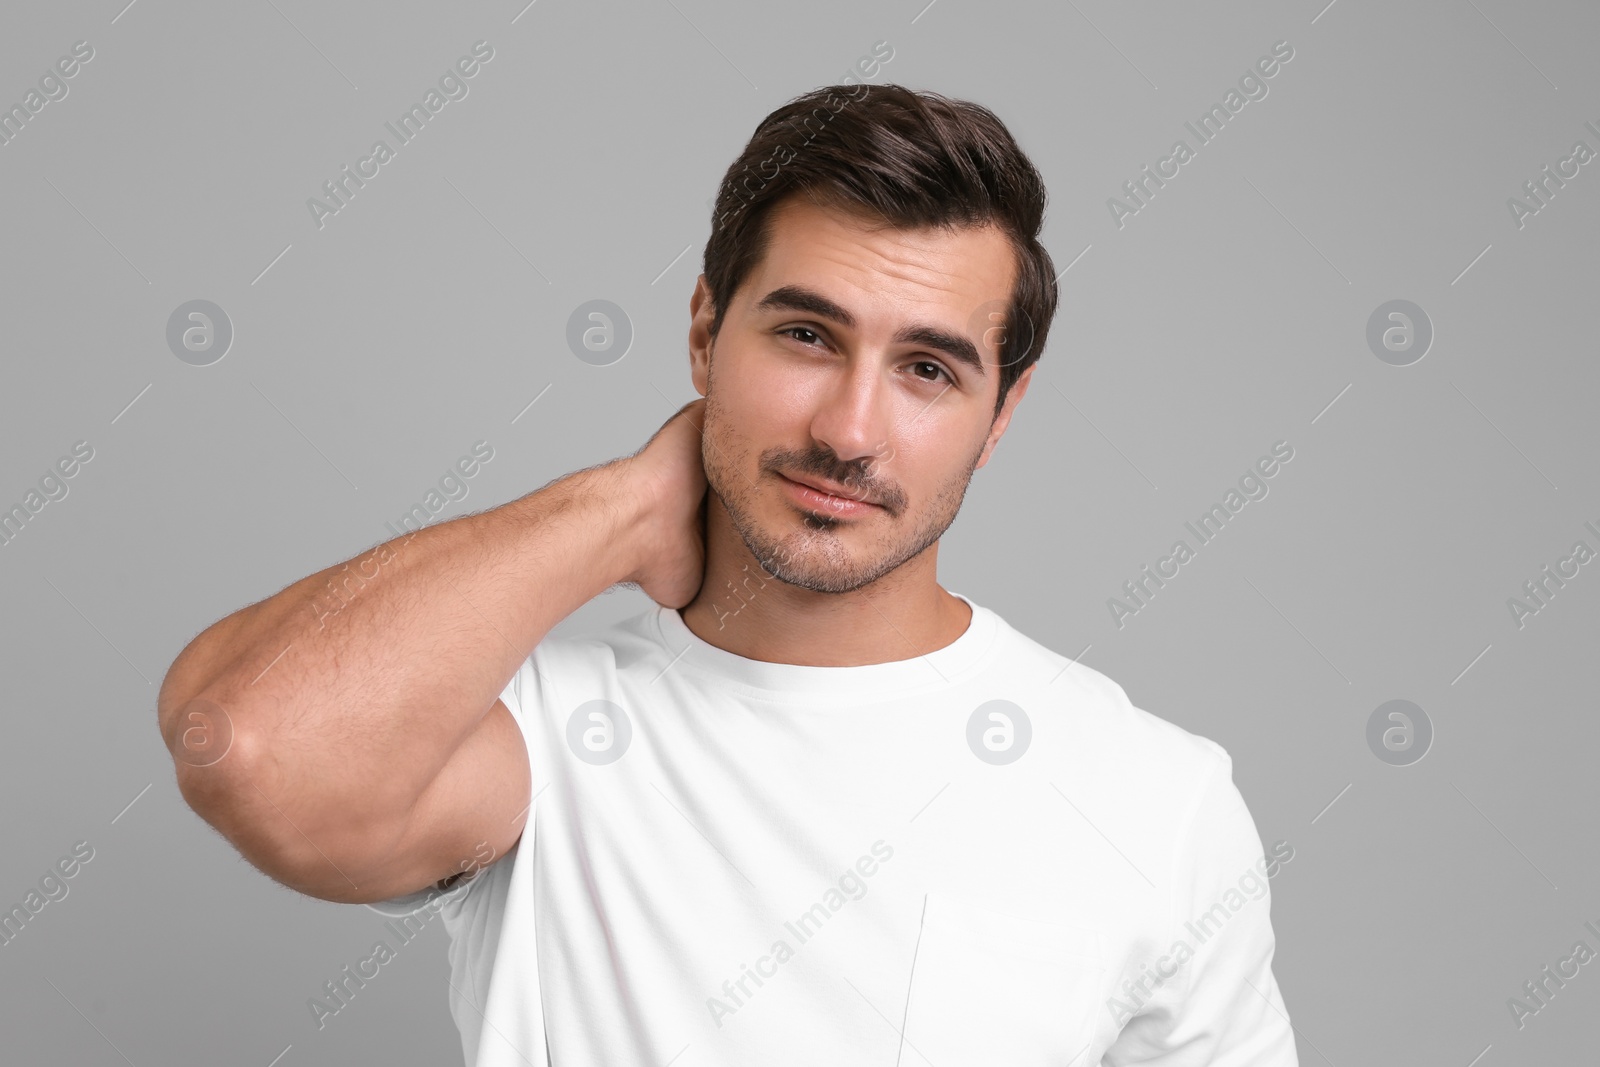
[911,360,953,384]
[782,326,823,346]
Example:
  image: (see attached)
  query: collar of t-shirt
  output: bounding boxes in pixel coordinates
[649,590,1000,705]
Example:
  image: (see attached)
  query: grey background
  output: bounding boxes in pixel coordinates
[2,0,1596,1063]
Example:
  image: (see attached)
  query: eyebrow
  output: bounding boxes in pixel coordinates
[753,284,987,379]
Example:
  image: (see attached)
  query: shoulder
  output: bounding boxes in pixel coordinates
[990,614,1232,799]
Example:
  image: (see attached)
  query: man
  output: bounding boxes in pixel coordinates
[158,84,1297,1065]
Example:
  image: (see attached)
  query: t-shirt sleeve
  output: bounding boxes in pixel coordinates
[1103,742,1299,1066]
[362,665,531,917]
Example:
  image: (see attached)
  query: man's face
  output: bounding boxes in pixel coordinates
[688,193,1036,595]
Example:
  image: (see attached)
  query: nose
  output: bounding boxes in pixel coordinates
[808,357,895,475]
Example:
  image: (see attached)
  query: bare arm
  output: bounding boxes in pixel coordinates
[158,401,708,904]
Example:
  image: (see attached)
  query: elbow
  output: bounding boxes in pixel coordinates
[160,692,240,782]
[163,718,407,904]
[164,718,276,863]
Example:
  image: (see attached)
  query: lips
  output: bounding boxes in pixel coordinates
[781,472,880,508]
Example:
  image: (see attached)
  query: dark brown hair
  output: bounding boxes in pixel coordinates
[703,83,1058,419]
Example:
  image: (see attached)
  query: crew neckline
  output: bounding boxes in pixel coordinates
[651,590,999,702]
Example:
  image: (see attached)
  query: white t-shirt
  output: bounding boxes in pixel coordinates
[374,591,1297,1066]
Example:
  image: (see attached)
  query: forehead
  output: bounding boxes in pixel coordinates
[742,194,1016,321]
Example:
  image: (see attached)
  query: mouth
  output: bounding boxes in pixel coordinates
[777,472,882,516]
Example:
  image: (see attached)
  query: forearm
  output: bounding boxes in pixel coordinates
[158,459,648,829]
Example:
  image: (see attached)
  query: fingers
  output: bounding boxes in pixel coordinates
[653,407,684,437]
[654,397,705,437]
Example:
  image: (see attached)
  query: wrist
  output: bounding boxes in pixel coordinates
[579,457,659,588]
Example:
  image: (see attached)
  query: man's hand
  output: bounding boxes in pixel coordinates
[622,397,710,610]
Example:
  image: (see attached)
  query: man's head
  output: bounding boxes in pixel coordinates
[687,84,1057,595]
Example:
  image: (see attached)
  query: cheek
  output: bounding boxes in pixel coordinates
[718,367,820,446]
[760,356,834,411]
[914,431,988,501]
[702,395,761,485]
[892,418,963,471]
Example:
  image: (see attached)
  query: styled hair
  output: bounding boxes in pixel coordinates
[703,83,1058,418]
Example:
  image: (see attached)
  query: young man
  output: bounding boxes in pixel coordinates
[159,85,1297,1065]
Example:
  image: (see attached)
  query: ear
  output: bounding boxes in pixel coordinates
[974,363,1035,470]
[688,275,715,398]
